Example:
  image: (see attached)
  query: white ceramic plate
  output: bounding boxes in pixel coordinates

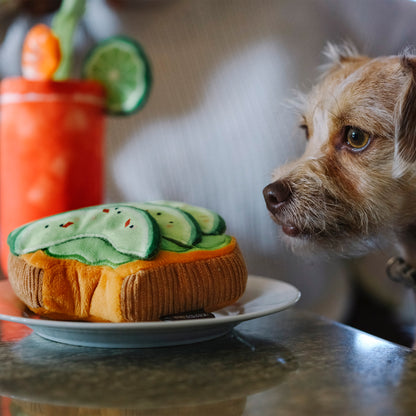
[0,275,300,348]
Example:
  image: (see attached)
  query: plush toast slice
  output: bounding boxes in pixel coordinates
[7,202,248,322]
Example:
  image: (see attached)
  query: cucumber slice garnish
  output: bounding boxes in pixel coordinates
[131,203,202,247]
[82,35,151,115]
[153,201,226,235]
[8,204,159,260]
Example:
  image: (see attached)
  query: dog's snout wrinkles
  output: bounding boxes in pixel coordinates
[263,180,291,214]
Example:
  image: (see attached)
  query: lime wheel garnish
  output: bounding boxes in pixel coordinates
[82,36,152,115]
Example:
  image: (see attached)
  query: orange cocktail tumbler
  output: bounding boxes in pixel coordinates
[0,77,105,274]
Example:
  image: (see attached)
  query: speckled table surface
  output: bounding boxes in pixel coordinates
[0,309,415,416]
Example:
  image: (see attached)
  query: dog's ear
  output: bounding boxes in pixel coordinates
[394,54,416,175]
[323,42,360,64]
[320,42,364,76]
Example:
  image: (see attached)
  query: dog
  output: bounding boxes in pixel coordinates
[263,44,416,277]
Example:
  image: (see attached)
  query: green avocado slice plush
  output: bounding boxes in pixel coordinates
[130,202,202,247]
[160,234,231,252]
[153,201,226,235]
[46,237,139,267]
[8,204,160,260]
[7,202,231,268]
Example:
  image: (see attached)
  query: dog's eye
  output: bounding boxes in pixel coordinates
[345,127,370,150]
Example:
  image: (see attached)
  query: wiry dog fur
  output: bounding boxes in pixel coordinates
[263,44,416,267]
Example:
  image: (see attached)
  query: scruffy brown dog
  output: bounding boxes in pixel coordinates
[263,45,416,277]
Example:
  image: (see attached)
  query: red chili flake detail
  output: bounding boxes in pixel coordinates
[62,222,74,228]
[125,219,131,228]
[103,209,110,213]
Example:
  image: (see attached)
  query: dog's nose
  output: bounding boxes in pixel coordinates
[263,180,292,214]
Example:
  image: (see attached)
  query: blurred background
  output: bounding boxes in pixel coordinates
[1,0,416,346]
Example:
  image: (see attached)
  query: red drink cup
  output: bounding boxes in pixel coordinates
[0,77,106,274]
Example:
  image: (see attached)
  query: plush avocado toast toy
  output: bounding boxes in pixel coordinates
[7,201,247,322]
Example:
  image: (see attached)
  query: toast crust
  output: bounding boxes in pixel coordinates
[8,240,247,322]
